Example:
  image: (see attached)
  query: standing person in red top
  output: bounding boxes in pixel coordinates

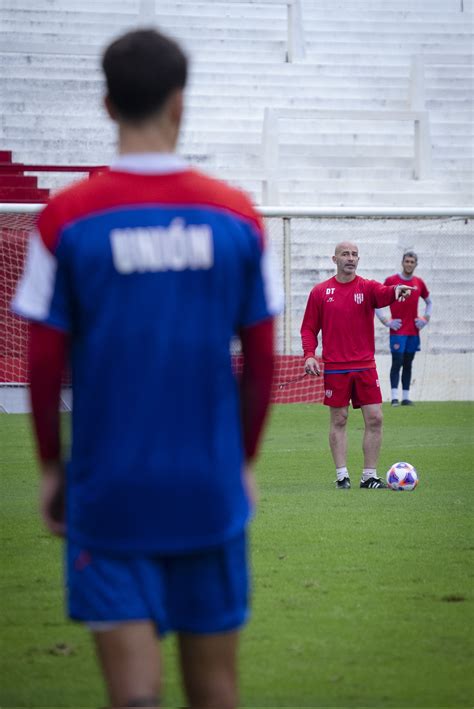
[375,251,432,407]
[301,242,413,490]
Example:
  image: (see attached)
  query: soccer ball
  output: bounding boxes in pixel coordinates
[386,462,418,491]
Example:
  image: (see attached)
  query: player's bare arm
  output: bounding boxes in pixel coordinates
[40,461,66,537]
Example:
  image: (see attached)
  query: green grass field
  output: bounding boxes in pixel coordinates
[1,402,473,708]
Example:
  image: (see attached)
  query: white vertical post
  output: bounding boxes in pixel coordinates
[262,108,280,204]
[286,0,306,63]
[409,55,425,110]
[282,217,292,354]
[414,113,432,180]
[139,0,155,21]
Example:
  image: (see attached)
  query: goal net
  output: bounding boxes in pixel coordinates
[264,211,474,404]
[1,206,473,412]
[0,211,35,390]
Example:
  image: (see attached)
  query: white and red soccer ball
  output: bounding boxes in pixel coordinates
[386,462,418,491]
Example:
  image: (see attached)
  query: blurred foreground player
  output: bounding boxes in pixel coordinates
[375,251,432,406]
[301,242,413,490]
[12,29,282,709]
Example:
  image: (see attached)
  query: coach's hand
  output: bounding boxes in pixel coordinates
[395,284,415,301]
[305,356,321,376]
[40,461,66,537]
[415,316,429,329]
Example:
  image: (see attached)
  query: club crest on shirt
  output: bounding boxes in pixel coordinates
[354,293,364,304]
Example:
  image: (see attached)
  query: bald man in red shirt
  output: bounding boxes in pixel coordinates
[301,242,413,490]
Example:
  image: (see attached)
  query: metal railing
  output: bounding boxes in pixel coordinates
[140,0,306,63]
[262,108,433,204]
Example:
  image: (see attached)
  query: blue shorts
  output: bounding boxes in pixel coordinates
[66,531,250,636]
[390,335,421,354]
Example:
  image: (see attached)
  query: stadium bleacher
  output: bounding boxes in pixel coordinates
[0,0,472,205]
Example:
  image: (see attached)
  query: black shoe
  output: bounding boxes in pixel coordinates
[335,477,351,489]
[401,399,414,406]
[360,476,387,489]
[391,399,399,407]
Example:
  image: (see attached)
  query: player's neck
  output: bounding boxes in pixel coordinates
[118,121,179,155]
[335,273,357,284]
[401,271,414,280]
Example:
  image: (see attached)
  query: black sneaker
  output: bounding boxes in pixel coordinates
[391,399,399,407]
[360,476,387,489]
[401,399,414,406]
[335,477,351,489]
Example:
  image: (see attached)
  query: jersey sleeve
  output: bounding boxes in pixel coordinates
[239,318,274,461]
[239,223,284,327]
[300,288,321,358]
[419,278,430,299]
[369,280,397,309]
[28,322,68,462]
[11,217,72,332]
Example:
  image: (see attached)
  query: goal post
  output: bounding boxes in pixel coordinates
[1,204,473,412]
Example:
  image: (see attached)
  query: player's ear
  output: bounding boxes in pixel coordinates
[167,89,184,127]
[332,254,337,264]
[104,95,118,121]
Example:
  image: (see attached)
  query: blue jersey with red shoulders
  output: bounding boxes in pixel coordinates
[13,154,283,555]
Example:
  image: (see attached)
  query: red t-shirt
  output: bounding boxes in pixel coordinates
[301,275,397,371]
[383,274,429,335]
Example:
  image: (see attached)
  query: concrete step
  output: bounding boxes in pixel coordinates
[3,31,471,56]
[4,103,473,128]
[0,21,291,41]
[3,15,472,42]
[3,67,473,95]
[227,165,472,180]
[2,45,471,66]
[7,113,469,139]
[3,52,471,79]
[3,95,417,111]
[274,190,470,207]
[302,0,471,11]
[272,178,468,193]
[304,52,473,65]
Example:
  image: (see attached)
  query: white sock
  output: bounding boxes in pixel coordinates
[362,468,377,481]
[402,389,410,400]
[391,388,399,400]
[336,466,349,481]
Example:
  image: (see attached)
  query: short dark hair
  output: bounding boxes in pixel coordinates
[403,251,418,262]
[102,28,188,121]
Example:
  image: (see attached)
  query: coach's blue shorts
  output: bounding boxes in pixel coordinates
[66,531,250,636]
[390,335,421,354]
